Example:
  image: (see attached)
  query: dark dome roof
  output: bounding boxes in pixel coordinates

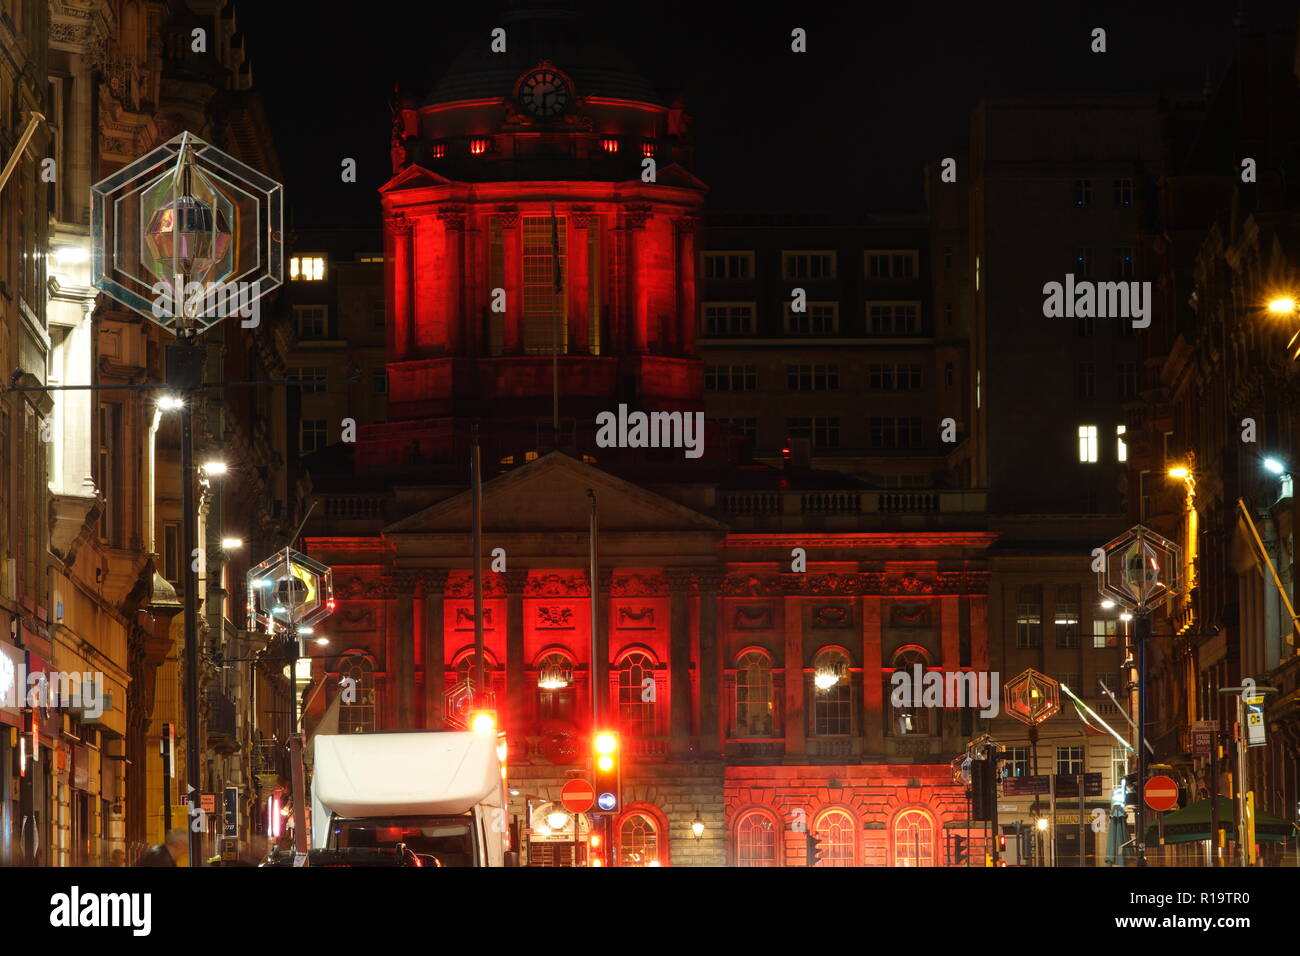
[424,3,661,107]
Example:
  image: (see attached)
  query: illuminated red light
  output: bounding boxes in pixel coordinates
[641,141,655,157]
[470,137,490,155]
[601,137,619,153]
[431,143,447,159]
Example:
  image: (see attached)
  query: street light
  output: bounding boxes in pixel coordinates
[546,809,570,831]
[202,460,228,476]
[220,537,243,550]
[692,809,705,841]
[157,394,185,410]
[1267,297,1296,314]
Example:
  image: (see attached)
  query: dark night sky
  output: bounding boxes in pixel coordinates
[237,2,1252,229]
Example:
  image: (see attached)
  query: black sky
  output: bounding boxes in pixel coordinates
[237,1,1252,228]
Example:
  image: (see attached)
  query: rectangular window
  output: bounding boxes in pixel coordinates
[1118,362,1137,399]
[1055,585,1080,648]
[1092,618,1119,649]
[289,255,326,281]
[868,416,922,449]
[1113,178,1134,207]
[1078,425,1098,463]
[866,302,921,335]
[702,251,754,280]
[1016,586,1042,648]
[293,305,328,339]
[782,251,836,280]
[1074,247,1093,278]
[95,403,121,546]
[1073,179,1091,207]
[865,250,918,279]
[372,368,388,394]
[300,419,327,454]
[289,367,327,394]
[786,417,840,448]
[522,215,567,354]
[721,417,757,442]
[1117,424,1127,462]
[786,364,839,391]
[943,302,953,327]
[945,362,954,387]
[702,303,756,336]
[1003,746,1030,778]
[867,364,921,391]
[784,302,838,335]
[1115,246,1135,279]
[1111,746,1129,786]
[704,364,757,392]
[1056,746,1084,776]
[1076,362,1095,400]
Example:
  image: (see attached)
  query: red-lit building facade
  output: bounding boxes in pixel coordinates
[300,5,994,866]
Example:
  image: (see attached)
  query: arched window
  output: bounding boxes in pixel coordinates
[617,651,657,736]
[889,647,931,735]
[812,648,852,736]
[892,808,935,867]
[734,810,779,867]
[619,812,659,866]
[734,650,774,737]
[535,651,575,722]
[337,655,375,734]
[453,649,500,695]
[814,809,857,866]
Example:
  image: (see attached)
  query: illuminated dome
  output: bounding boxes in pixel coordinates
[424,3,661,107]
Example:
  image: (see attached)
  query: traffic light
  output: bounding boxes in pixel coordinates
[592,731,619,812]
[997,833,1007,866]
[970,759,995,821]
[952,834,968,866]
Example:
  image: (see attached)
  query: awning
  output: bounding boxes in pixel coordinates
[1145,796,1298,844]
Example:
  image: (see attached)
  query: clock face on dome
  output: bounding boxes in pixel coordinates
[519,68,570,118]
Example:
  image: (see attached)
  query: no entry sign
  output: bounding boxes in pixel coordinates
[561,778,594,813]
[1143,775,1179,813]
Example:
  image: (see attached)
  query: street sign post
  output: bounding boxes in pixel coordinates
[1143,775,1179,813]
[1002,775,1050,797]
[561,778,595,814]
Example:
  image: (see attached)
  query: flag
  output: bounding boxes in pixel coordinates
[1072,696,1109,736]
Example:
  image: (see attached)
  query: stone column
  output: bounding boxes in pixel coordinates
[394,575,416,729]
[500,209,522,354]
[674,216,698,357]
[570,209,593,354]
[625,207,651,353]
[862,595,883,754]
[783,594,805,756]
[423,571,448,727]
[696,570,722,756]
[667,570,693,752]
[504,570,530,731]
[387,213,414,359]
[438,207,466,355]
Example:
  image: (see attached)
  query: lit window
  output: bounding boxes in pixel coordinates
[641,141,655,157]
[1055,585,1079,648]
[470,137,490,155]
[1117,424,1127,462]
[290,256,325,281]
[1016,586,1042,648]
[431,143,447,159]
[1093,618,1119,648]
[601,137,619,153]
[892,808,934,867]
[814,809,856,866]
[1078,425,1098,463]
[782,251,836,280]
[812,649,851,735]
[735,810,777,867]
[1003,746,1030,778]
[734,651,774,737]
[620,813,658,866]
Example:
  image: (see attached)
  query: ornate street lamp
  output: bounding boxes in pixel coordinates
[1096,524,1184,868]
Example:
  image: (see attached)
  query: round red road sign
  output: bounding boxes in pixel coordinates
[561,778,594,813]
[1143,775,1179,813]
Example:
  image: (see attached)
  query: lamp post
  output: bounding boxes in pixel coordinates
[1096,524,1184,867]
[91,131,282,865]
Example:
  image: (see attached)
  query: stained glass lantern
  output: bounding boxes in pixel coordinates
[143,194,232,278]
[1097,524,1183,613]
[1003,668,1061,726]
[247,547,334,633]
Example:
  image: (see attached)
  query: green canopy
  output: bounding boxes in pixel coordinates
[1145,796,1298,844]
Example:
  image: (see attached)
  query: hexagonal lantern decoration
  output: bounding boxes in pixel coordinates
[247,547,334,633]
[1097,524,1183,613]
[91,130,282,336]
[1002,668,1061,726]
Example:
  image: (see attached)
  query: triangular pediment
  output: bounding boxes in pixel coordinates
[650,163,707,190]
[379,164,460,193]
[385,452,726,536]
